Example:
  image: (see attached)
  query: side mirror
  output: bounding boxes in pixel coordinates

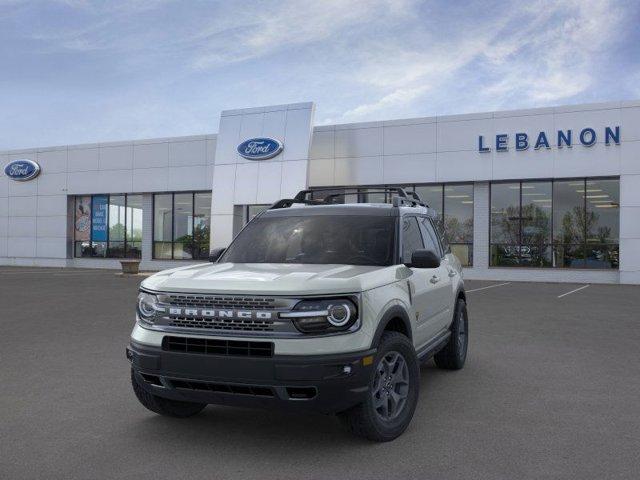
[407,249,440,269]
[208,247,226,263]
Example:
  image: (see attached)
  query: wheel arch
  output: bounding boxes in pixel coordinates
[456,288,466,303]
[371,305,413,348]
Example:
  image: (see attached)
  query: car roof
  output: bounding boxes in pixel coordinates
[261,202,432,218]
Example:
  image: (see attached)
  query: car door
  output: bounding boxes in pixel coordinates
[401,216,445,347]
[419,216,455,332]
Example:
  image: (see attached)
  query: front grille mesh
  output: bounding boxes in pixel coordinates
[162,336,274,357]
[165,295,276,310]
[167,317,275,332]
[169,379,274,397]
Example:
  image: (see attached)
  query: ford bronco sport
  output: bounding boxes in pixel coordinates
[128,187,468,441]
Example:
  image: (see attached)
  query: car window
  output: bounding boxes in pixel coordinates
[402,217,424,264]
[220,215,396,266]
[419,217,442,257]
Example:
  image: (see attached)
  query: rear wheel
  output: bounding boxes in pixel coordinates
[434,298,468,370]
[338,332,419,442]
[131,369,206,418]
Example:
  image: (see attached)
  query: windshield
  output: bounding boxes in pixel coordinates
[220,215,397,266]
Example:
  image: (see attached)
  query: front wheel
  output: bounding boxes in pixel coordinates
[338,332,419,442]
[434,298,468,370]
[131,369,206,418]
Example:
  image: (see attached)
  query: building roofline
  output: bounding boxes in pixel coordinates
[2,98,638,154]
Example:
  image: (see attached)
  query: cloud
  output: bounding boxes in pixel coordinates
[189,0,415,70]
[0,0,636,149]
[478,0,623,105]
[334,0,627,122]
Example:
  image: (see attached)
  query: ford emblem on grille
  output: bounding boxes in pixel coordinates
[4,159,41,182]
[237,138,283,160]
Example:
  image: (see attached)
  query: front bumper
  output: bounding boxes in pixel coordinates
[127,340,376,414]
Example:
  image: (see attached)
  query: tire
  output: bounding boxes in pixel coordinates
[434,298,468,370]
[338,331,419,442]
[131,369,206,418]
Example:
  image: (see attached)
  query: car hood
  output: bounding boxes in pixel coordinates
[142,262,408,295]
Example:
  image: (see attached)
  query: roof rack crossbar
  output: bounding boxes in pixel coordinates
[293,187,418,200]
[269,187,427,210]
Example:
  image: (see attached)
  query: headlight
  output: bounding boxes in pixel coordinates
[281,298,358,334]
[137,291,159,324]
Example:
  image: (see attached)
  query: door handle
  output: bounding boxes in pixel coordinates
[429,275,440,284]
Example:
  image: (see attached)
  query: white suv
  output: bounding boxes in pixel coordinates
[127,188,468,441]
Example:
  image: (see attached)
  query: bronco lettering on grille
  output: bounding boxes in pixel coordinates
[167,308,273,320]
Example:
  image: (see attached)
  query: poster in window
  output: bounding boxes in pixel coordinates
[74,196,91,241]
[91,195,108,242]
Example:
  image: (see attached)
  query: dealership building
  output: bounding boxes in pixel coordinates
[1,100,639,284]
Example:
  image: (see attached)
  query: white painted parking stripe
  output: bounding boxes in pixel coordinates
[557,284,590,298]
[466,282,511,293]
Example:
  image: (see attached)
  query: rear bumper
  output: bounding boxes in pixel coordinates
[127,341,376,414]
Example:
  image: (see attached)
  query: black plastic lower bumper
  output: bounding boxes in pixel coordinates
[127,340,376,414]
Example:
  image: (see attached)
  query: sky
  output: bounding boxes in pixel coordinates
[1,0,639,150]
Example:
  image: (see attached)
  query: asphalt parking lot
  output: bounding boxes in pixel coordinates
[1,268,639,480]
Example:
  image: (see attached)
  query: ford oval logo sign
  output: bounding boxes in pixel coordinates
[4,159,41,182]
[237,137,283,160]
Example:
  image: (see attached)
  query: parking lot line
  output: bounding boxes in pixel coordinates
[557,284,590,298]
[466,282,511,293]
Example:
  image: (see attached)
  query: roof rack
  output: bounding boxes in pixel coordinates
[269,187,427,210]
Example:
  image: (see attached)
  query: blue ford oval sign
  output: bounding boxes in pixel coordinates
[4,159,41,181]
[237,137,283,160]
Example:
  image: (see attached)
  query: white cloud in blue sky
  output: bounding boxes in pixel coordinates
[1,0,638,149]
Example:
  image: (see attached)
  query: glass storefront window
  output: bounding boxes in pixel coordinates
[73,194,143,259]
[491,178,619,269]
[444,184,473,266]
[520,181,552,267]
[245,204,270,224]
[153,194,173,259]
[194,192,212,260]
[583,178,619,269]
[108,195,126,257]
[173,193,194,260]
[152,192,212,260]
[490,182,520,267]
[126,195,143,259]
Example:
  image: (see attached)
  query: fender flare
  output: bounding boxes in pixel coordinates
[370,305,413,348]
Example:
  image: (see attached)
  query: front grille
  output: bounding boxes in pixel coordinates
[169,379,274,397]
[164,294,277,310]
[167,316,275,332]
[162,336,274,357]
[149,293,301,336]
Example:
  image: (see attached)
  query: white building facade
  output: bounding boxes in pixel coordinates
[1,100,639,284]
